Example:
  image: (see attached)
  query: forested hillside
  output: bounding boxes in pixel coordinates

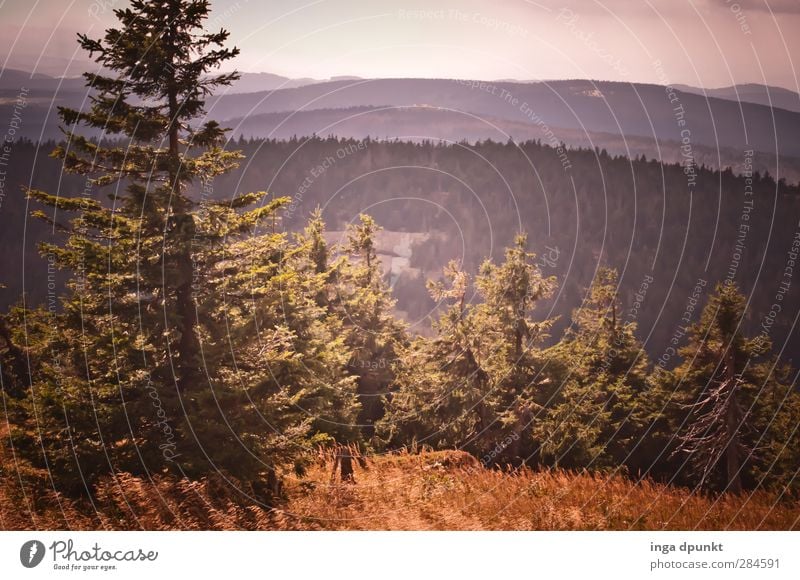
[4,136,799,360]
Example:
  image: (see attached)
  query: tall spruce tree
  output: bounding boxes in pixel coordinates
[54,0,242,394]
[538,267,650,469]
[193,201,361,482]
[8,0,357,492]
[15,0,243,489]
[471,234,555,461]
[333,215,406,438]
[289,210,362,444]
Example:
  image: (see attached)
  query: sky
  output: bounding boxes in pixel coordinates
[1,0,799,91]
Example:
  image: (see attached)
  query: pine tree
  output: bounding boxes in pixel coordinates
[53,0,242,393]
[538,267,650,470]
[290,210,362,444]
[471,234,555,462]
[671,282,777,493]
[333,215,406,438]
[192,201,361,481]
[748,363,800,495]
[379,260,490,452]
[8,0,353,491]
[13,0,240,487]
[380,235,555,463]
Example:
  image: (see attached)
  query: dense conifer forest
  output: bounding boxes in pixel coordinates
[5,136,800,359]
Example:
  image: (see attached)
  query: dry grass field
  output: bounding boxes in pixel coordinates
[1,447,798,531]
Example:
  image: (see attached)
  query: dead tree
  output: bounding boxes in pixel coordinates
[675,349,749,494]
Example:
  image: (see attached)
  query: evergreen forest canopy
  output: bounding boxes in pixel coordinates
[0,0,798,514]
[6,135,800,362]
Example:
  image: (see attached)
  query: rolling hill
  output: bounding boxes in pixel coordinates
[225,105,800,184]
[206,78,800,158]
[675,83,800,114]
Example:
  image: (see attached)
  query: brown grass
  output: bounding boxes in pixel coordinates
[1,449,798,530]
[279,450,800,530]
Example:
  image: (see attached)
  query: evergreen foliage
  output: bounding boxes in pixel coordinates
[670,282,800,493]
[538,267,651,470]
[0,0,361,494]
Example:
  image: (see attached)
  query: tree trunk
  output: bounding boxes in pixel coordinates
[175,273,200,393]
[333,445,355,483]
[340,452,354,482]
[0,317,27,396]
[465,347,491,451]
[724,350,743,494]
[165,44,200,394]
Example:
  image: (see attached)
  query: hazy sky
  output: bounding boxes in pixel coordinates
[1,0,799,91]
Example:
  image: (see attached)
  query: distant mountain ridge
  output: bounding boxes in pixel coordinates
[0,68,360,94]
[223,105,800,184]
[2,69,799,178]
[674,83,800,114]
[3,67,796,112]
[206,78,800,158]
